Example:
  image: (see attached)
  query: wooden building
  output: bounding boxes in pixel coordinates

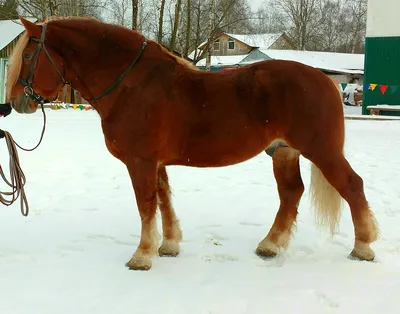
[189,31,295,62]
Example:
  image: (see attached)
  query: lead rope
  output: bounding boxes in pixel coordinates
[0,104,47,216]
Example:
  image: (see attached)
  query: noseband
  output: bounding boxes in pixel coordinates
[18,23,148,104]
[18,23,69,105]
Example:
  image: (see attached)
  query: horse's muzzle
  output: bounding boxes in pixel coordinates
[0,103,12,117]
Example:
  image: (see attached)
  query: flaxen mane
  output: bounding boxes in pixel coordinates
[6,31,29,98]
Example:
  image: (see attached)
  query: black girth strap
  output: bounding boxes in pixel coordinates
[86,40,148,102]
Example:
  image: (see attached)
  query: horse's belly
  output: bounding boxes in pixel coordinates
[167,133,270,167]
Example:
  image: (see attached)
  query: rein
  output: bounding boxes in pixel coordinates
[0,103,46,216]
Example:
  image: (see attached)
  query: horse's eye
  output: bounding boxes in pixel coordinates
[23,53,32,59]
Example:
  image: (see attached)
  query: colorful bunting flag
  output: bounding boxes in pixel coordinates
[380,85,388,95]
[365,83,400,95]
[341,83,348,91]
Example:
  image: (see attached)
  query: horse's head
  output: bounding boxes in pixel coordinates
[7,17,67,114]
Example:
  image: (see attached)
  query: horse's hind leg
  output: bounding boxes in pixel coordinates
[256,145,304,257]
[157,166,183,257]
[310,153,379,261]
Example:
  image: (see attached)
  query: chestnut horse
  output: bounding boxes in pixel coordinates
[7,16,379,270]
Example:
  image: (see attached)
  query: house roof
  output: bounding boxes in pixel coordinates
[195,48,364,75]
[224,33,283,48]
[258,49,364,74]
[0,18,37,51]
[189,32,284,60]
[196,55,248,67]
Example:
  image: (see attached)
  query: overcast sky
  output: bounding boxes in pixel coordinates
[249,0,265,10]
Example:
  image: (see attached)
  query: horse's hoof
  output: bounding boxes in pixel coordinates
[348,249,375,262]
[255,247,277,259]
[125,255,152,270]
[158,240,180,257]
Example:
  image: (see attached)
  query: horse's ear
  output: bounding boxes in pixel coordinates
[19,16,42,39]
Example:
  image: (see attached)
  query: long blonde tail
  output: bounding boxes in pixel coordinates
[309,162,343,235]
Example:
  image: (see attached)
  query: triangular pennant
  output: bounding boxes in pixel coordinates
[341,83,348,91]
[364,84,370,91]
[370,83,377,91]
[380,85,388,95]
[390,86,399,93]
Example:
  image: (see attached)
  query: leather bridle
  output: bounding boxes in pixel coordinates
[18,23,69,105]
[18,22,148,105]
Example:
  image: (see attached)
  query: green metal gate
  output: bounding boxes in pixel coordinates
[362,37,400,115]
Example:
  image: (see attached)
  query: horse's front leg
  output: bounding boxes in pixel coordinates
[125,158,161,270]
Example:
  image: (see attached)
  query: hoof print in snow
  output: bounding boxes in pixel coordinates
[239,221,263,227]
[202,254,238,263]
[206,238,222,246]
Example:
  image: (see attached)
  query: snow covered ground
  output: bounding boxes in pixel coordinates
[1,109,400,314]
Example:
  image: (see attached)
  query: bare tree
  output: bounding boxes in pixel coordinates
[15,0,105,20]
[272,0,321,50]
[111,0,130,27]
[131,0,138,29]
[346,0,367,53]
[157,0,166,42]
[169,0,182,51]
[252,3,286,33]
[0,0,19,19]
[205,0,215,71]
[317,0,344,51]
[183,0,191,57]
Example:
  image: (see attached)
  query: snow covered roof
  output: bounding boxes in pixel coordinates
[189,32,284,60]
[259,49,364,74]
[0,18,37,51]
[196,54,248,67]
[225,33,283,48]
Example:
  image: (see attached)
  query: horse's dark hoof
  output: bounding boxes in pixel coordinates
[348,249,375,262]
[125,255,152,270]
[158,241,180,257]
[255,247,278,260]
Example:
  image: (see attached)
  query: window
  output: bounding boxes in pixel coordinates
[214,39,220,51]
[228,38,235,50]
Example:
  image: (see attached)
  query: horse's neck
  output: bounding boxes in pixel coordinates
[52,24,146,116]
